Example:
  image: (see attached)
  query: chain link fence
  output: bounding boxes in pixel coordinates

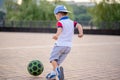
[0,20,120,30]
[2,20,56,28]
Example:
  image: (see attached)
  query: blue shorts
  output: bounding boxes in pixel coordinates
[49,46,71,65]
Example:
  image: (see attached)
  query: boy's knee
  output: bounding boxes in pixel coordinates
[50,59,58,63]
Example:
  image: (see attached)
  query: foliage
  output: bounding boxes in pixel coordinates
[89,0,120,29]
[5,0,18,20]
[5,0,74,21]
[72,5,92,22]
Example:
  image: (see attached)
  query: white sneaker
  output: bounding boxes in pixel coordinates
[55,67,61,80]
[46,71,56,80]
[55,66,64,80]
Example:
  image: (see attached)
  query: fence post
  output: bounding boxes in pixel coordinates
[11,21,14,27]
[89,21,93,30]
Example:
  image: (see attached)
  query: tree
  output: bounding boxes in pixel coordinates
[5,0,19,20]
[5,0,74,21]
[89,0,120,29]
[72,5,92,22]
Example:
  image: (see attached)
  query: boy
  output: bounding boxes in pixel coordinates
[46,5,83,80]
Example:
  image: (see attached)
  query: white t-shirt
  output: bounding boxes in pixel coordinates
[55,16,77,47]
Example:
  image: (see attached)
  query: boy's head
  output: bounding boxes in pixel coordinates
[54,5,70,20]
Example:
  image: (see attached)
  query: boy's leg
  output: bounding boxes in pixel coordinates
[49,46,70,80]
[57,47,71,80]
[47,46,63,80]
[57,47,71,65]
[51,60,59,71]
[46,60,59,80]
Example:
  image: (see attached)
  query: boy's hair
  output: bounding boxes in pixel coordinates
[58,12,68,16]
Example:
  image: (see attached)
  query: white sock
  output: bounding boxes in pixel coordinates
[50,70,57,75]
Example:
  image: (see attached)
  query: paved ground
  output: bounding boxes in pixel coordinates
[0,32,120,80]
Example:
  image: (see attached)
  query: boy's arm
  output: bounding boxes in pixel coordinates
[76,23,83,38]
[53,28,62,40]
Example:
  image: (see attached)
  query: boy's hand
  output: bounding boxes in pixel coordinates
[76,23,83,38]
[78,33,83,38]
[52,35,58,40]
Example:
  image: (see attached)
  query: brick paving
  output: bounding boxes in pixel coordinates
[0,32,120,80]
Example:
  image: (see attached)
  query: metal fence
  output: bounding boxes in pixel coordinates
[2,20,56,28]
[98,21,120,30]
[0,20,120,30]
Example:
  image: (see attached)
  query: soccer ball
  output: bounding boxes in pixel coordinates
[27,60,44,76]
